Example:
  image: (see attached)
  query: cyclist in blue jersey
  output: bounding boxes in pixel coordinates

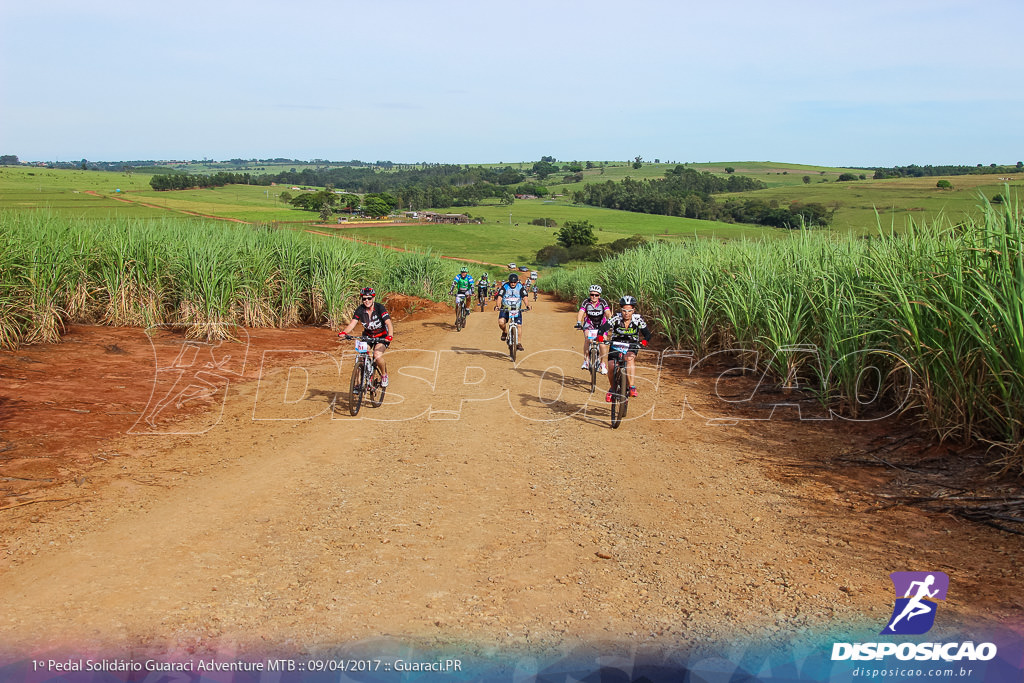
[494,272,529,351]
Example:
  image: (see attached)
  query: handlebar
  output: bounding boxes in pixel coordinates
[338,334,390,343]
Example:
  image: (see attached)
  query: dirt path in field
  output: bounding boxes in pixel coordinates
[1,296,1022,660]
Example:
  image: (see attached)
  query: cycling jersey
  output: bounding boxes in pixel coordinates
[451,274,474,293]
[352,302,391,339]
[477,280,490,293]
[496,282,527,322]
[579,297,612,329]
[496,281,527,305]
[598,312,651,353]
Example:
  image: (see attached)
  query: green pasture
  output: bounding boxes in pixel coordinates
[320,199,769,266]
[0,166,166,218]
[125,183,318,222]
[532,160,869,194]
[719,174,1023,234]
[4,163,1019,257]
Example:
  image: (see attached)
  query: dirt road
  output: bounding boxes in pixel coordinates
[1,295,1021,661]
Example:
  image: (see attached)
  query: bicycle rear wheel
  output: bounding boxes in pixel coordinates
[609,369,622,428]
[508,325,517,361]
[348,360,365,416]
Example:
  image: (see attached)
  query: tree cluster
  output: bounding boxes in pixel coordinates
[149,171,253,190]
[571,167,832,228]
[536,232,650,266]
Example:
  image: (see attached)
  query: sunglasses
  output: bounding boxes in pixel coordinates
[589,294,600,297]
[361,296,374,301]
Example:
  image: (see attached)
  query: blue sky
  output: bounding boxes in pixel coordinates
[1,0,1021,166]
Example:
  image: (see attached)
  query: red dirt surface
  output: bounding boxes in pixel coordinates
[1,296,1021,659]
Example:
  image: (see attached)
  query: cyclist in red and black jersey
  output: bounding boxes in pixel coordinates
[597,295,651,402]
[576,284,612,375]
[338,287,394,387]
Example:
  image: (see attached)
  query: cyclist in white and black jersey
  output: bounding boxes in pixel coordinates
[575,284,612,375]
[494,272,529,351]
[597,295,651,402]
[476,274,490,308]
[338,287,394,387]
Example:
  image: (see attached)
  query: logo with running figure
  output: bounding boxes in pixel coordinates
[882,571,949,635]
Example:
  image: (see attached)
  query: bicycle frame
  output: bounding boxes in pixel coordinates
[608,340,632,428]
[499,296,524,361]
[454,292,469,331]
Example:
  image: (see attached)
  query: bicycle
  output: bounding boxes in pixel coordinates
[340,335,387,416]
[478,289,488,312]
[606,339,633,428]
[532,288,538,302]
[496,297,529,361]
[454,292,470,331]
[575,323,601,393]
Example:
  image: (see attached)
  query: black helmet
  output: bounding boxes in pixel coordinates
[508,273,519,283]
[619,295,637,307]
[360,287,376,298]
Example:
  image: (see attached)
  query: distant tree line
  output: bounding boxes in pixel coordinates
[256,164,528,194]
[870,162,1023,179]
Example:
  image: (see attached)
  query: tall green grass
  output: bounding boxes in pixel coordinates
[0,211,453,345]
[545,196,1024,471]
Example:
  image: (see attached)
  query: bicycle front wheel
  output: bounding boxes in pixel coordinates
[348,359,365,416]
[588,345,599,393]
[508,325,517,361]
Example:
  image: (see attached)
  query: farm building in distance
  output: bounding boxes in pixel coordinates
[420,212,470,224]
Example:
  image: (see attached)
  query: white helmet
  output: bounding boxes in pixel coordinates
[589,284,602,294]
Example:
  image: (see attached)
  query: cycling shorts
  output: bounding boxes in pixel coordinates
[498,309,523,324]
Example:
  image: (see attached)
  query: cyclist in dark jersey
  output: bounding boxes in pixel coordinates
[597,295,651,402]
[338,287,394,387]
[576,284,612,375]
[476,274,490,308]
